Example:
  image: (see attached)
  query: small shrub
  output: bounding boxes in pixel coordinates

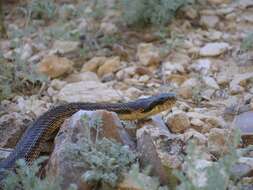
[120,0,191,26]
[2,157,62,190]
[0,53,47,101]
[28,0,56,20]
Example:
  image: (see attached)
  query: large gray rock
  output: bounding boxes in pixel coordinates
[136,121,184,189]
[199,42,230,57]
[233,111,253,146]
[56,81,122,103]
[0,113,28,148]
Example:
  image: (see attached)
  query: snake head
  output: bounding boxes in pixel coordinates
[143,93,177,112]
[118,93,177,120]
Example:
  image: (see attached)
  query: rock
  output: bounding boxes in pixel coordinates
[97,56,121,77]
[241,12,253,23]
[237,0,253,9]
[201,89,215,100]
[179,78,200,98]
[37,55,73,78]
[191,118,205,128]
[134,66,152,76]
[137,124,183,188]
[166,74,188,86]
[65,72,99,83]
[16,96,51,118]
[206,31,223,41]
[100,22,118,35]
[163,61,185,74]
[50,79,67,91]
[138,75,150,83]
[183,129,207,145]
[81,56,107,73]
[166,113,191,133]
[199,42,230,57]
[0,148,12,161]
[203,76,220,89]
[230,84,245,94]
[231,159,253,178]
[207,0,231,4]
[0,113,28,148]
[59,4,77,20]
[208,128,231,156]
[56,81,121,103]
[233,111,253,146]
[190,59,211,74]
[182,5,198,19]
[124,87,142,99]
[200,15,220,28]
[217,74,230,85]
[47,110,134,189]
[116,66,136,80]
[20,43,33,60]
[51,40,79,54]
[137,43,160,66]
[230,73,253,88]
[117,171,160,190]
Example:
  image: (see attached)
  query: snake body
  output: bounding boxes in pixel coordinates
[0,93,176,182]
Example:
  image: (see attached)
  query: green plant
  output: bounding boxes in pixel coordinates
[28,0,56,20]
[2,157,62,190]
[61,114,137,188]
[241,32,253,51]
[120,0,191,26]
[175,129,243,190]
[0,53,47,101]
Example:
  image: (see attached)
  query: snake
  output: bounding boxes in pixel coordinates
[0,93,176,183]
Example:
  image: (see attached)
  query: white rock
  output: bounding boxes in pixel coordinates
[191,118,205,127]
[139,75,150,83]
[100,22,118,35]
[56,81,121,103]
[203,76,220,89]
[51,40,79,54]
[137,43,160,66]
[199,42,230,56]
[230,84,244,94]
[163,62,185,73]
[190,59,211,74]
[20,44,33,60]
[230,72,253,88]
[65,72,99,83]
[183,129,207,145]
[200,15,220,28]
[238,0,253,9]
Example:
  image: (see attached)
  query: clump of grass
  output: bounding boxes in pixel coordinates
[2,157,62,190]
[241,32,253,51]
[175,129,243,190]
[0,53,47,101]
[120,0,191,26]
[28,0,56,20]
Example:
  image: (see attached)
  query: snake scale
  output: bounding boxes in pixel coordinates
[0,93,176,183]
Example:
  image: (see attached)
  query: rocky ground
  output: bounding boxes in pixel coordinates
[0,0,253,189]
